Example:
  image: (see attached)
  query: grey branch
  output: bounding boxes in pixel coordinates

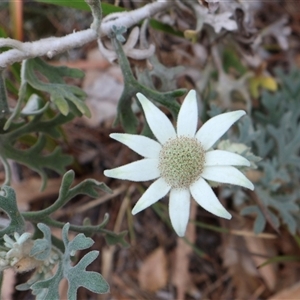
[0,1,172,68]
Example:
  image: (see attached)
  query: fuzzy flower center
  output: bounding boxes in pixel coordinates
[158,136,206,189]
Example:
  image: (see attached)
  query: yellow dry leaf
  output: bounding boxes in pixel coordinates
[260,76,278,91]
[184,30,198,43]
[249,75,278,98]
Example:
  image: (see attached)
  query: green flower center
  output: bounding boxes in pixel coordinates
[158,136,206,189]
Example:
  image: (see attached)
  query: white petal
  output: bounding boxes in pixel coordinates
[201,166,254,190]
[169,188,190,237]
[196,110,246,150]
[190,177,231,219]
[110,133,161,158]
[132,178,171,214]
[177,90,198,137]
[136,93,176,144]
[104,158,160,182]
[205,150,250,167]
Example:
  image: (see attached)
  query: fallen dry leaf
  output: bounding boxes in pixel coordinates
[223,233,261,298]
[268,281,300,300]
[245,169,264,183]
[138,247,168,292]
[244,234,277,291]
[82,48,123,127]
[222,217,277,298]
[112,274,143,300]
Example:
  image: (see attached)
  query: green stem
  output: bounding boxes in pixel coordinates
[0,156,11,186]
[23,215,109,236]
[4,60,28,130]
[111,36,185,132]
[86,0,102,35]
[0,69,9,119]
[112,36,136,84]
[22,180,80,218]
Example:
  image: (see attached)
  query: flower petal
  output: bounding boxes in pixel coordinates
[177,90,198,137]
[132,177,171,214]
[201,166,254,190]
[110,133,161,158]
[104,158,160,181]
[136,93,176,144]
[169,188,190,237]
[196,110,246,150]
[190,177,231,219]
[205,150,250,167]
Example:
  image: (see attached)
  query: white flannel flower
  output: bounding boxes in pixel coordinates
[104,90,254,236]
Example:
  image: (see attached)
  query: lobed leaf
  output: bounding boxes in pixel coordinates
[23,223,109,298]
[0,186,25,236]
[30,224,52,260]
[23,58,90,117]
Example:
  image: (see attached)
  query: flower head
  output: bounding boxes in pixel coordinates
[104,90,254,236]
[1,232,38,272]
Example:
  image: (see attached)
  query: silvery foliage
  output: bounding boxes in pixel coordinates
[184,0,295,234]
[20,223,109,300]
[2,222,109,300]
[223,69,300,234]
[0,172,115,299]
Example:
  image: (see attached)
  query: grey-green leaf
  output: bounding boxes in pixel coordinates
[0,186,26,236]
